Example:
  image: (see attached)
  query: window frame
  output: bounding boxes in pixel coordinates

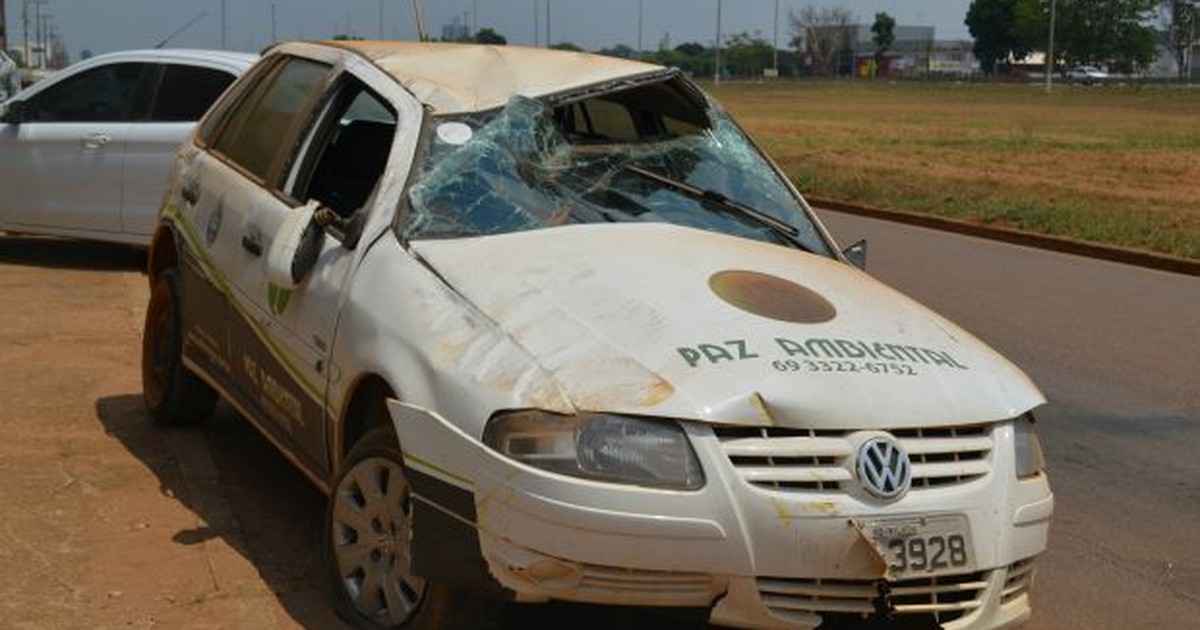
[145,63,239,123]
[202,54,335,192]
[283,76,398,210]
[24,61,156,123]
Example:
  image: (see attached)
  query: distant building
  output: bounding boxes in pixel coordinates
[801,24,979,77]
[441,16,470,42]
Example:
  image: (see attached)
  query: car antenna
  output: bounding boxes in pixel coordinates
[154,11,210,49]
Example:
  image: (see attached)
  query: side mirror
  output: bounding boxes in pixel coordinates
[842,239,867,270]
[0,99,24,124]
[265,203,323,289]
[312,205,365,251]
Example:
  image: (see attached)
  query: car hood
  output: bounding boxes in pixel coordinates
[409,223,1044,430]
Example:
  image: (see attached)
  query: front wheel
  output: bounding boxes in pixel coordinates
[142,268,217,425]
[327,427,500,629]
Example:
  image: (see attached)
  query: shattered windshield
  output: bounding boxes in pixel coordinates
[403,77,830,256]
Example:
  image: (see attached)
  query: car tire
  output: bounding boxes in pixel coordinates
[327,427,499,630]
[142,267,218,425]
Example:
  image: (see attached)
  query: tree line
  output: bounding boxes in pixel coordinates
[423,1,1198,80]
[967,0,1197,77]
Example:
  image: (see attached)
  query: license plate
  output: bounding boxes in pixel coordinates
[857,515,974,580]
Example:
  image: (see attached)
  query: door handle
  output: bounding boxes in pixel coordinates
[242,232,263,257]
[81,133,111,150]
[181,179,200,206]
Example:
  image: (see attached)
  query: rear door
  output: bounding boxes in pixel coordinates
[0,60,153,236]
[121,62,241,238]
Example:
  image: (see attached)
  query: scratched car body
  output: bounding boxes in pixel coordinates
[143,41,1052,629]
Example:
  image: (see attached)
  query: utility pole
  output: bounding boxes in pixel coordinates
[472,0,477,34]
[772,0,780,74]
[23,0,32,66]
[546,0,551,47]
[1044,0,1056,93]
[271,3,277,43]
[637,0,644,55]
[377,0,383,39]
[714,0,722,84]
[0,0,8,53]
[411,0,427,41]
[33,0,43,67]
[534,0,540,46]
[220,0,227,49]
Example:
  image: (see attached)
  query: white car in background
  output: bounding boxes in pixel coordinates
[144,41,1053,629]
[0,51,20,101]
[0,49,255,245]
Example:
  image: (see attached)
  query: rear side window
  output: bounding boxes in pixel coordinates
[210,57,329,182]
[149,64,236,122]
[26,62,152,122]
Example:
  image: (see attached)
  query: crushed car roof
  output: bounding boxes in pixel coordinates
[319,41,663,115]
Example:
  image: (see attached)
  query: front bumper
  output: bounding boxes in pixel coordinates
[389,402,1052,629]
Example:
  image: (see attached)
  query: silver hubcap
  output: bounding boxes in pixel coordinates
[332,456,426,625]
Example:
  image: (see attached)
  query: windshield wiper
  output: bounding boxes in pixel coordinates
[621,164,807,250]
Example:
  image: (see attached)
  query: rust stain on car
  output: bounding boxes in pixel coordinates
[709,269,836,324]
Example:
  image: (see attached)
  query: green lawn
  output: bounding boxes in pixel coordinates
[711,81,1200,260]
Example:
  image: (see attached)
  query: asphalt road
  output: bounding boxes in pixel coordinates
[2,214,1197,629]
[818,210,1200,629]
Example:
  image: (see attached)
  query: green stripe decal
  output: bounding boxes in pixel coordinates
[166,204,324,404]
[402,451,474,490]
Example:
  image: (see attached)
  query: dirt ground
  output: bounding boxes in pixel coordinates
[0,236,346,630]
[0,236,706,630]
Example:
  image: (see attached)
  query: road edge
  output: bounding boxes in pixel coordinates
[808,197,1200,277]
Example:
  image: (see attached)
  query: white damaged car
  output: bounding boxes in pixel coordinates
[144,41,1052,629]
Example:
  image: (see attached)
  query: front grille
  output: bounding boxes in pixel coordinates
[760,570,991,626]
[714,424,993,495]
[574,563,722,607]
[1001,558,1036,604]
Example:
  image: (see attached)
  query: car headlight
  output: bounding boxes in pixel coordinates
[1014,413,1046,479]
[483,411,705,490]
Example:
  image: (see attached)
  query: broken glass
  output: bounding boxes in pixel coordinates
[403,80,830,257]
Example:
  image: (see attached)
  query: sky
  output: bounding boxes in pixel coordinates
[3,0,975,63]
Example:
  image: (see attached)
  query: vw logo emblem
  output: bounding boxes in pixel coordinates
[856,436,912,500]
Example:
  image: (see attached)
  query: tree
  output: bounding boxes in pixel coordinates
[549,42,583,51]
[1056,0,1158,71]
[1162,0,1199,78]
[598,44,638,59]
[675,42,708,57]
[474,28,507,45]
[645,43,713,76]
[965,0,1042,75]
[871,12,896,75]
[724,31,775,78]
[789,5,856,77]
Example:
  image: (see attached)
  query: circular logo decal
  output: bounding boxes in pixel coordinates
[709,270,836,324]
[856,436,912,500]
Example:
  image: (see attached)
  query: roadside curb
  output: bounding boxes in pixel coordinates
[808,197,1200,277]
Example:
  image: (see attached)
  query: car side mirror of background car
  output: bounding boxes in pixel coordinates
[842,239,868,270]
[0,100,25,124]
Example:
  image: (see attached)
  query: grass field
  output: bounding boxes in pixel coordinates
[711,81,1200,260]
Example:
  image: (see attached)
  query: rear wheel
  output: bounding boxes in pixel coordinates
[328,427,497,629]
[142,268,217,425]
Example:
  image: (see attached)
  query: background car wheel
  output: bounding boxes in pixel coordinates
[141,268,217,425]
[327,427,500,630]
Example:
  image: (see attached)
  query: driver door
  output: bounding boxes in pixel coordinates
[0,61,154,235]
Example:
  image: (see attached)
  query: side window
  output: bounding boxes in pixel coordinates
[26,62,151,122]
[150,64,236,122]
[211,57,330,183]
[290,82,396,217]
